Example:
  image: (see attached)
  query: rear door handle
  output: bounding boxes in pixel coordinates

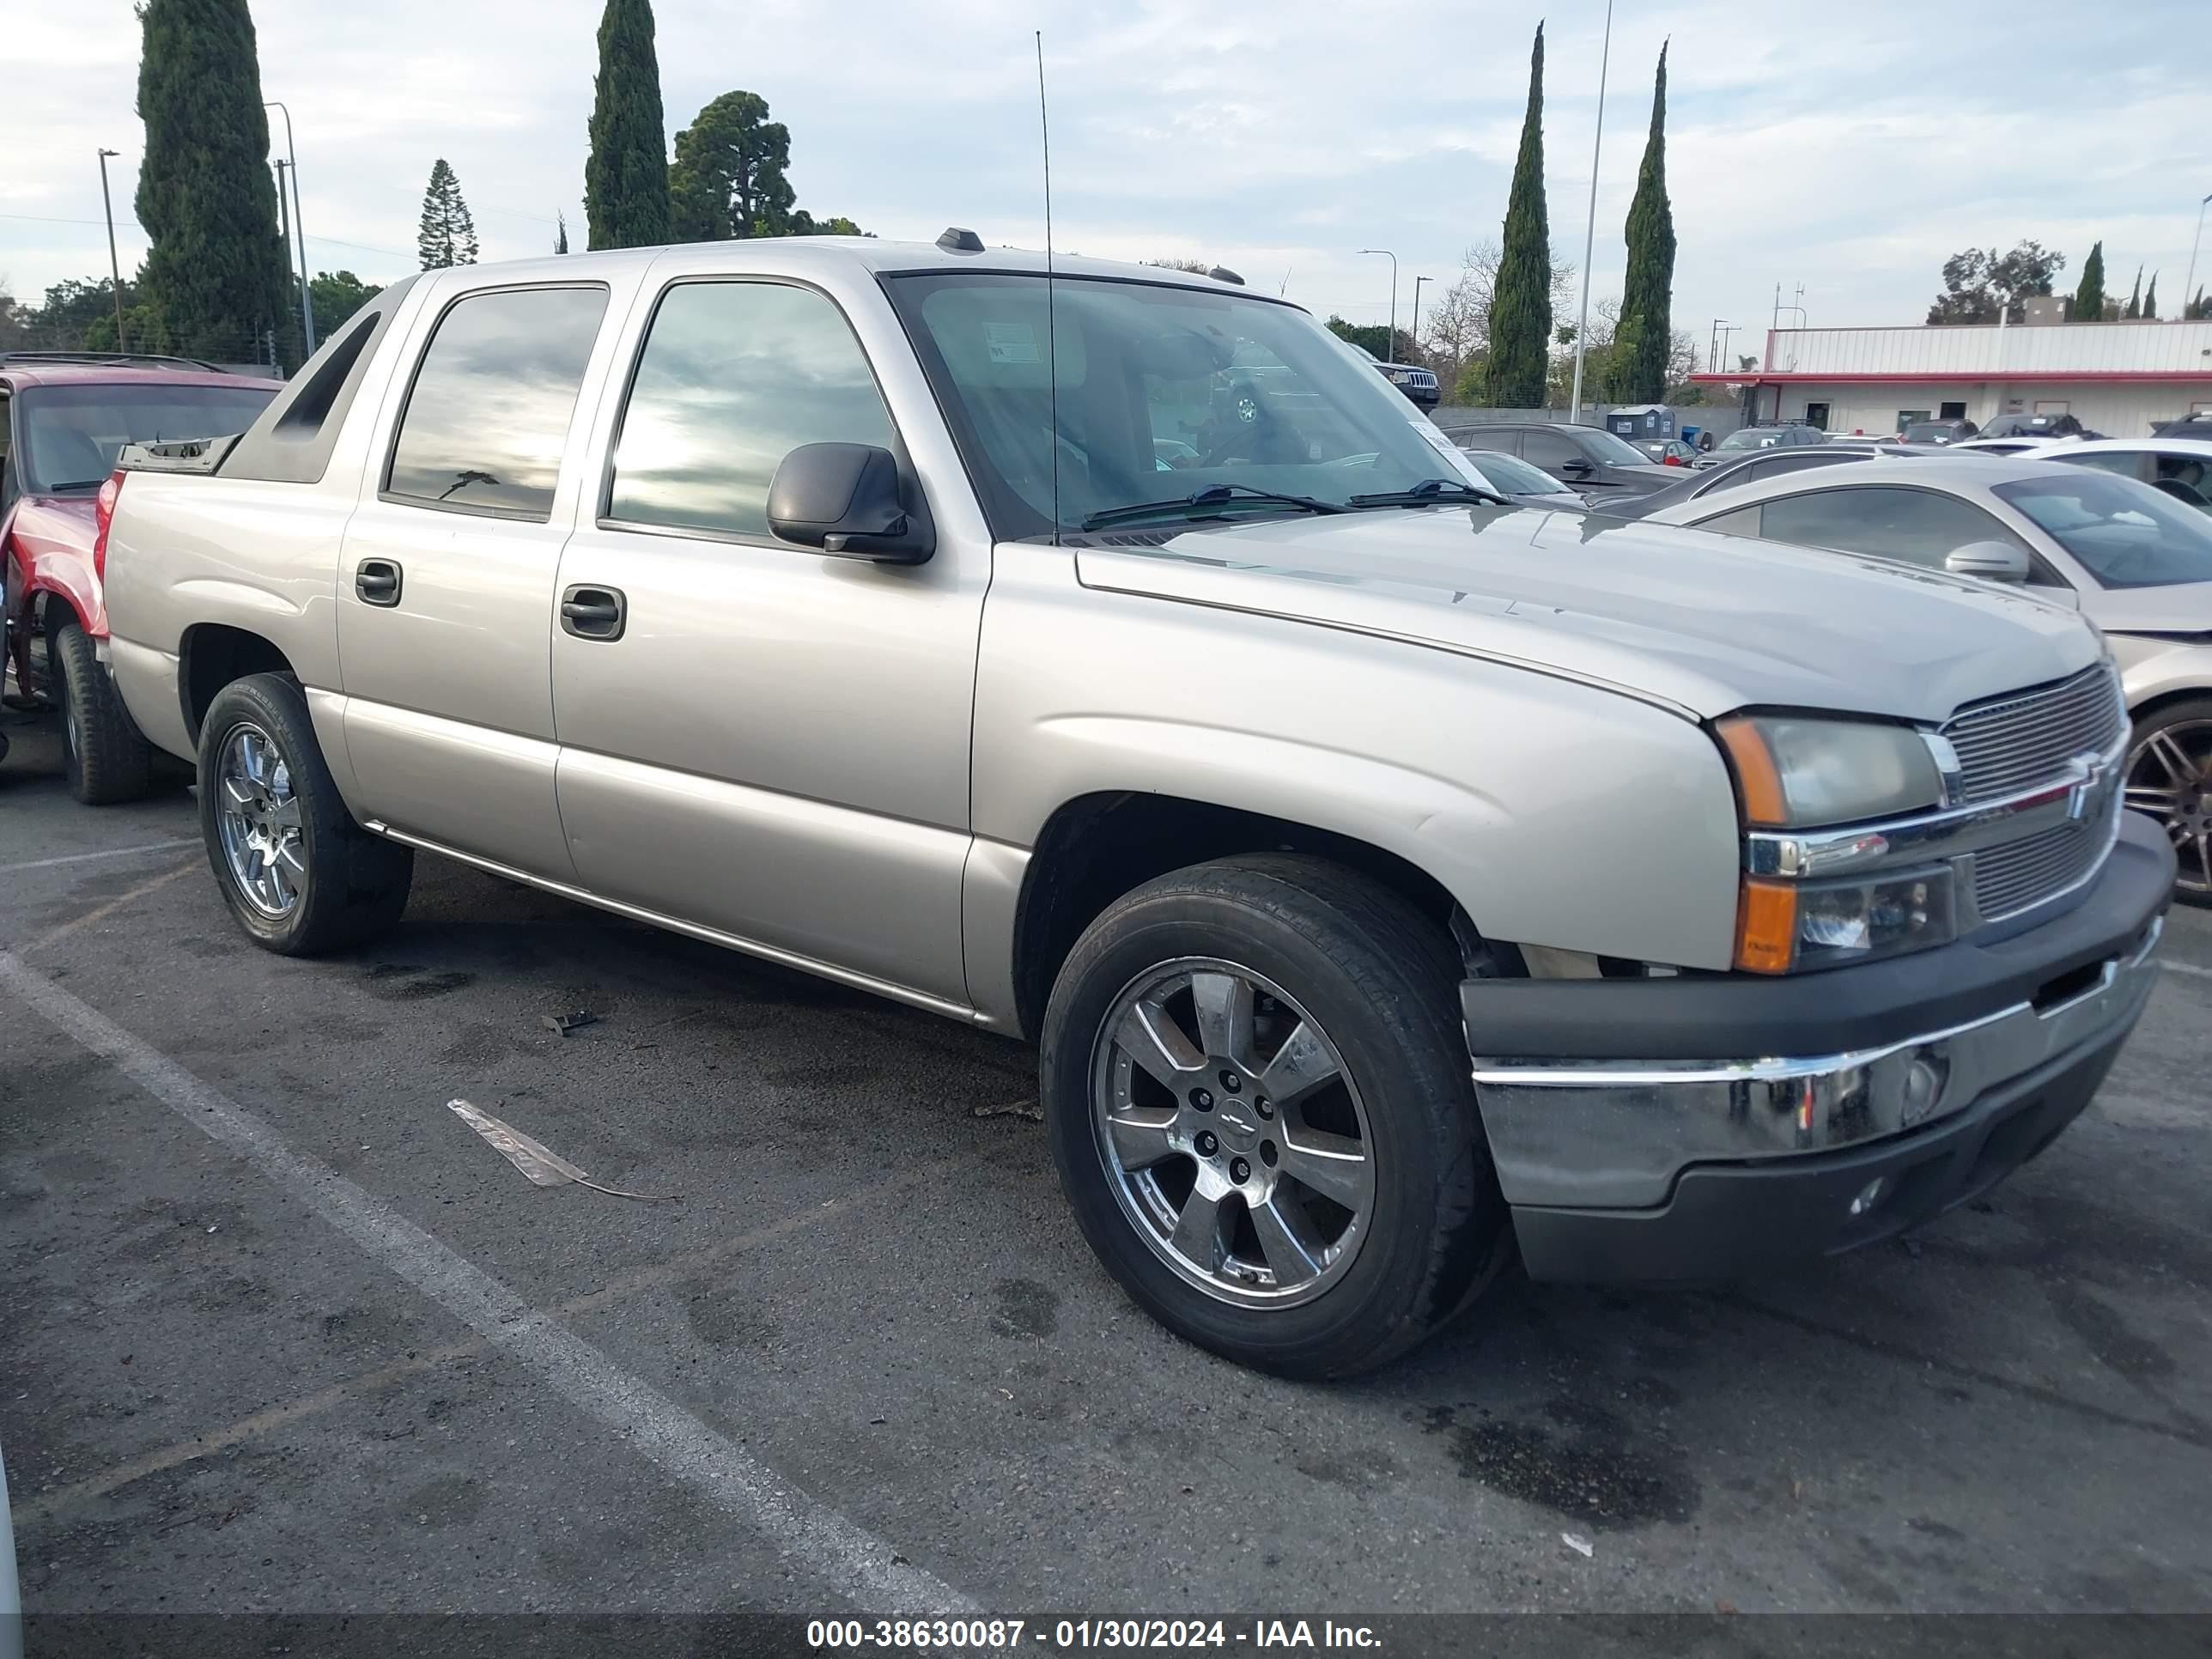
[355,559,402,606]
[560,584,627,641]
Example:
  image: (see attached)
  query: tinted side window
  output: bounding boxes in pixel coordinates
[386,285,608,520]
[2063,453,2144,480]
[1453,428,1518,455]
[1753,487,2024,569]
[1522,429,1577,471]
[608,282,894,540]
[1694,506,1762,538]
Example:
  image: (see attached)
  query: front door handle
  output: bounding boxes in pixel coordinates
[560,584,627,641]
[355,559,402,606]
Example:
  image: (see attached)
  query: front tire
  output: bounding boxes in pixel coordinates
[1041,854,1507,1379]
[52,618,152,804]
[198,673,414,954]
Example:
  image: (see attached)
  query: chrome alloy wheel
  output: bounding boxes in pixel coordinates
[216,722,306,917]
[2126,720,2212,896]
[1091,959,1376,1308]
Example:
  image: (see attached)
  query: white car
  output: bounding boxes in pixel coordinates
[1950,435,2081,457]
[1642,455,2212,900]
[1,1441,18,1659]
[2042,436,2212,511]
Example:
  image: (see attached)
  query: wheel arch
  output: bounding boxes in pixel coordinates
[1006,790,1469,1041]
[179,623,298,747]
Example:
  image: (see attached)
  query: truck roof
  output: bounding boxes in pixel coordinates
[398,234,1273,301]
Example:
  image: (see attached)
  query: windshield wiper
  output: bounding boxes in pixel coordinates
[1080,483,1346,532]
[1346,477,1511,509]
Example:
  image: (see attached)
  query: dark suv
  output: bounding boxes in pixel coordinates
[1980,411,2098,441]
[1444,421,1673,499]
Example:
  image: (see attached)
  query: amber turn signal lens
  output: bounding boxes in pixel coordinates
[1735,878,1799,975]
[1716,717,1789,828]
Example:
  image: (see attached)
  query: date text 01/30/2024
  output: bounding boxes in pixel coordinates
[806,1620,1384,1650]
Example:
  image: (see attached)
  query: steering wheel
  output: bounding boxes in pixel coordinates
[2152,477,2210,510]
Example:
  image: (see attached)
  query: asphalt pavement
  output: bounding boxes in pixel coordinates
[4,713,2209,1626]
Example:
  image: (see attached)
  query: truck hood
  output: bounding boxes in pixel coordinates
[1073,503,2103,723]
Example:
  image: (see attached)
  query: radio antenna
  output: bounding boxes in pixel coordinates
[1036,29,1060,545]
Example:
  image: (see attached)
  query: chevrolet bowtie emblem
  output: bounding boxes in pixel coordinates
[2067,753,2110,823]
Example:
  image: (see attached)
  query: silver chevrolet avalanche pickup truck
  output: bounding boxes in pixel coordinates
[100,234,2173,1376]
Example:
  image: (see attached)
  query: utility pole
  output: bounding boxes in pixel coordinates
[2186,191,2211,323]
[1411,275,1431,359]
[1708,318,1735,374]
[1358,249,1399,362]
[264,100,314,356]
[96,148,127,352]
[1568,0,1615,421]
[273,158,295,368]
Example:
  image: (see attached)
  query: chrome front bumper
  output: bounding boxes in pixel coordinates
[1471,916,2163,1212]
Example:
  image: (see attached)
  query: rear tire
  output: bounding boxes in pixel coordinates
[53,618,152,805]
[1041,854,1508,1379]
[198,673,413,955]
[2126,696,2212,906]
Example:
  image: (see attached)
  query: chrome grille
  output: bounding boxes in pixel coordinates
[1941,664,2124,805]
[1972,794,2123,922]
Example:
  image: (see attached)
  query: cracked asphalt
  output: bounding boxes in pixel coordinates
[3,713,2209,1624]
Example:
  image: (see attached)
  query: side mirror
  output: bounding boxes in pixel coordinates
[1559,458,1593,476]
[766,443,934,563]
[1943,540,2031,584]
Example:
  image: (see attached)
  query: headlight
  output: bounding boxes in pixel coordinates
[1735,866,1958,974]
[1716,714,1942,829]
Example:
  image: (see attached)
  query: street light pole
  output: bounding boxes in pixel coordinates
[1568,0,1615,421]
[1358,249,1398,362]
[264,100,314,356]
[2185,191,2212,323]
[1708,318,1735,374]
[1411,275,1431,357]
[96,148,127,353]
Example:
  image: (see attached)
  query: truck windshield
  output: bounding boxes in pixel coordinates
[17,382,275,493]
[885,271,1489,539]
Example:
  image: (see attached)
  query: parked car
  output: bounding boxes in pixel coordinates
[1641,456,2212,900]
[2149,412,2212,440]
[1690,422,1828,469]
[1899,417,1979,445]
[1444,421,1675,499]
[1344,343,1439,411]
[101,238,2171,1376]
[0,352,279,801]
[1600,443,1941,520]
[1,1439,17,1659]
[1950,436,2067,457]
[1448,447,1587,509]
[2041,436,2212,510]
[1635,438,1699,467]
[1979,411,2100,441]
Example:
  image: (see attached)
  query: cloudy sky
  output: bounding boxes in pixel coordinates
[3,0,2205,362]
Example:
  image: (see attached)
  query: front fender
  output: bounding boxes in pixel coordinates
[973,546,1745,973]
[3,500,106,637]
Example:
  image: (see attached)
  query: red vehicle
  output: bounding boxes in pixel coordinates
[2,353,278,799]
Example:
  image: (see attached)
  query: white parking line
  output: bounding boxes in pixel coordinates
[0,838,200,874]
[0,951,976,1618]
[2161,958,2212,981]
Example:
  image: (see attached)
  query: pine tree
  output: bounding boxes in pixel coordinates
[1608,42,1675,403]
[1488,24,1553,408]
[2142,272,2158,319]
[2071,240,2105,323]
[555,213,570,255]
[585,0,672,250]
[670,91,794,240]
[2125,267,2142,319]
[2193,287,2206,322]
[133,0,290,364]
[416,160,479,270]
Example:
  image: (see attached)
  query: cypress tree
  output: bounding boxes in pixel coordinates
[2142,272,2158,319]
[2124,267,2142,319]
[585,0,672,250]
[555,213,570,255]
[1487,24,1553,408]
[1609,42,1675,402]
[133,0,290,364]
[2071,241,2105,322]
[416,159,479,269]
